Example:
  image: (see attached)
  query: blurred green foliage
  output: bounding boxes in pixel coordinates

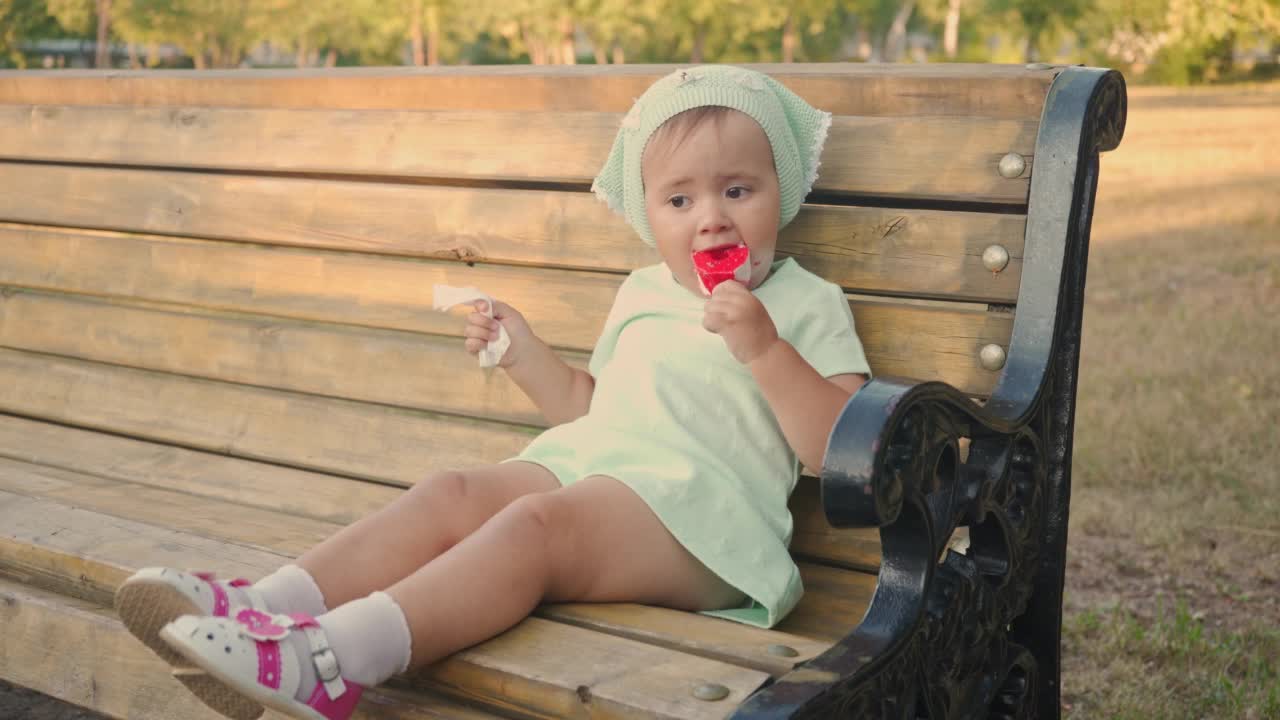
[3,0,1278,84]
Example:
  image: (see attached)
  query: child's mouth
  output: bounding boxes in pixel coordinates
[691,243,751,295]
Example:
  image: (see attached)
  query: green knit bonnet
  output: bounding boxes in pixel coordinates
[590,65,833,247]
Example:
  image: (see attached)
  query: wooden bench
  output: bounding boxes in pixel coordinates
[0,63,1126,719]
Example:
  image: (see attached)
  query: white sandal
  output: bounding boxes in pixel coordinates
[115,568,271,720]
[160,608,365,720]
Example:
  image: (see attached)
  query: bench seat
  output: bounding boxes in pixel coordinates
[1,408,876,718]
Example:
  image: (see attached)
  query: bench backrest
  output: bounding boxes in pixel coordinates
[0,64,1059,575]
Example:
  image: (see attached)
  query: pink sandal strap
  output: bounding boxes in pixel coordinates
[233,609,363,717]
[304,680,364,720]
[191,571,256,617]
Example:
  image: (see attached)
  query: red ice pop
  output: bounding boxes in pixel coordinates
[691,244,751,296]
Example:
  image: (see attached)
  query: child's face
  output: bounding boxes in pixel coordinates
[641,109,780,297]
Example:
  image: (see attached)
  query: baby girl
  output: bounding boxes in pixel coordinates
[113,64,870,720]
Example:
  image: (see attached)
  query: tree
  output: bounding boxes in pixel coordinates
[1085,0,1280,82]
[573,0,660,63]
[46,0,111,66]
[942,0,964,58]
[884,0,916,61]
[984,0,1092,62]
[0,0,63,67]
[113,0,278,68]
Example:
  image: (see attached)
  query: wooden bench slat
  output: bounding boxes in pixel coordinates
[0,406,885,576]
[0,286,1010,415]
[0,106,1035,204]
[0,579,506,720]
[536,603,829,677]
[0,413,404,524]
[1,221,1021,328]
[0,455,339,557]
[0,489,284,604]
[0,483,773,719]
[0,166,1027,303]
[0,288,549,428]
[0,63,1058,120]
[0,347,537,486]
[775,563,879,643]
[0,220,1017,381]
[789,480,881,573]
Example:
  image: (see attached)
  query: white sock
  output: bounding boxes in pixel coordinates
[253,564,328,618]
[314,591,412,687]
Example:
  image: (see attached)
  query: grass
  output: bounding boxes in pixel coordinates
[1060,82,1280,717]
[1063,598,1280,718]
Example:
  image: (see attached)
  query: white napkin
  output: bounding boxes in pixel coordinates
[433,284,511,368]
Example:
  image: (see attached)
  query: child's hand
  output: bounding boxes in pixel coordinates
[464,299,533,369]
[702,281,779,365]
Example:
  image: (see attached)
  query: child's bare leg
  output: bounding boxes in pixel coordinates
[386,474,747,668]
[295,461,560,609]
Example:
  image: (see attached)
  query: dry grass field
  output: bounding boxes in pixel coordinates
[1060,82,1280,718]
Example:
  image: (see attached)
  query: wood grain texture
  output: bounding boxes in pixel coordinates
[0,106,1035,203]
[789,479,882,572]
[0,287,1011,412]
[0,348,536,485]
[0,407,882,577]
[0,414,403,524]
[0,483,774,719]
[0,453,865,674]
[0,470,882,717]
[0,579,523,720]
[0,167,1026,303]
[0,63,1058,119]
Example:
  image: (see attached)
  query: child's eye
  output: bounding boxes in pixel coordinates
[668,195,689,209]
[727,186,750,199]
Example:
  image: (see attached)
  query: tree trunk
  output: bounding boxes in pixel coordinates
[612,42,625,65]
[297,37,308,68]
[884,0,915,62]
[425,4,440,65]
[127,42,139,69]
[1024,25,1040,63]
[520,23,544,64]
[325,48,338,67]
[855,26,872,60]
[691,21,705,63]
[559,13,576,64]
[94,0,112,68]
[781,11,796,62]
[191,31,207,69]
[943,0,962,59]
[592,37,608,65]
[410,1,426,66]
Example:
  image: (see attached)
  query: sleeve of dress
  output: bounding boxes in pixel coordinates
[789,281,873,379]
[587,275,634,380]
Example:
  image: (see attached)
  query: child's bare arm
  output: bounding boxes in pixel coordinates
[504,333,595,426]
[461,298,593,426]
[748,338,860,473]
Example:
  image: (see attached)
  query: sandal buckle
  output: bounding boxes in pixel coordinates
[313,646,341,683]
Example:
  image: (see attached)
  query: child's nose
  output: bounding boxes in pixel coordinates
[696,205,733,236]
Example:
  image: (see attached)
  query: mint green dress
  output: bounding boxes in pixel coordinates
[501,256,871,628]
